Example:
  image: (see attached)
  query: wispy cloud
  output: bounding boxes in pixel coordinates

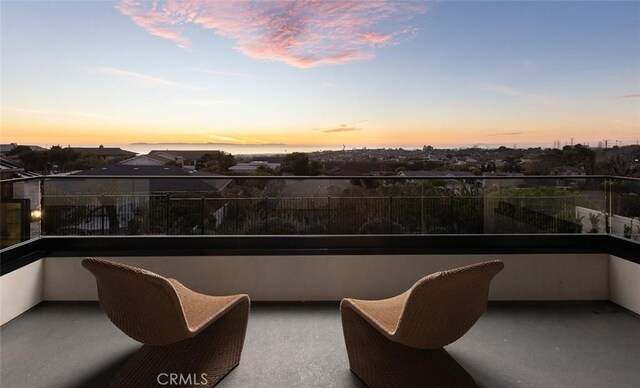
[116,0,428,68]
[476,82,550,102]
[205,134,271,144]
[116,0,192,50]
[322,126,363,133]
[314,120,366,133]
[178,99,235,107]
[488,132,525,136]
[192,68,273,81]
[208,135,242,143]
[616,93,640,99]
[1,106,120,121]
[96,67,203,90]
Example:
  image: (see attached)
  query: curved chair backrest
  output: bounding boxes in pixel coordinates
[82,258,189,345]
[394,260,504,349]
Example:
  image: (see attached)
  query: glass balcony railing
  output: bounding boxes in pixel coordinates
[1,175,639,248]
[0,178,41,249]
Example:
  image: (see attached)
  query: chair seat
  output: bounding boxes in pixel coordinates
[341,291,409,337]
[340,260,504,388]
[82,258,251,387]
[168,279,248,335]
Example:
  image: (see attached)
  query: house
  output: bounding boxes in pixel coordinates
[481,172,526,189]
[68,146,136,161]
[465,157,479,166]
[397,170,477,192]
[0,157,41,248]
[279,179,355,198]
[118,155,165,166]
[0,143,47,155]
[550,166,587,176]
[146,150,218,170]
[229,161,281,174]
[398,170,473,180]
[40,165,232,235]
[69,165,230,193]
[323,161,389,176]
[0,157,39,180]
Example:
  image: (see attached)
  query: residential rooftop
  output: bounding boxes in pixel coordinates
[68,147,136,157]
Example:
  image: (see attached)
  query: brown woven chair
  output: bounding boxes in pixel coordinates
[341,260,504,388]
[82,258,250,388]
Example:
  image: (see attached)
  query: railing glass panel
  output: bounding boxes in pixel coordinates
[32,176,616,237]
[0,179,41,248]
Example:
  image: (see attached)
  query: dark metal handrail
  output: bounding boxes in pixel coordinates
[1,174,638,183]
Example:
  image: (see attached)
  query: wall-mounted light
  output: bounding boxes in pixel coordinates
[30,208,42,222]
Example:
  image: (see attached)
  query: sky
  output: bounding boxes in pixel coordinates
[1,0,639,150]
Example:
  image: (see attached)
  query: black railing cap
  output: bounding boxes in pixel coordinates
[1,174,638,183]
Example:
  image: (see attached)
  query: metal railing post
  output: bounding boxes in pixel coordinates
[201,196,206,235]
[39,179,45,236]
[389,196,393,233]
[166,194,170,235]
[327,197,331,233]
[235,198,239,235]
[101,196,106,235]
[606,177,612,235]
[449,196,453,233]
[265,197,269,234]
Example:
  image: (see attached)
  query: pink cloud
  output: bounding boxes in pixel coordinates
[116,0,192,49]
[115,0,428,68]
[617,93,640,99]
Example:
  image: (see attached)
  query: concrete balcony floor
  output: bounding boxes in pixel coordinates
[1,302,639,388]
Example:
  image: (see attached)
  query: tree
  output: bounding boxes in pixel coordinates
[64,154,108,171]
[7,145,32,156]
[281,152,320,175]
[610,151,632,176]
[196,151,235,173]
[255,165,278,176]
[522,160,552,175]
[561,144,595,174]
[502,156,522,173]
[15,150,46,172]
[15,146,80,174]
[309,160,322,175]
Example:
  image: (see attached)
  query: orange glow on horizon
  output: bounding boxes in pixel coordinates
[3,117,638,149]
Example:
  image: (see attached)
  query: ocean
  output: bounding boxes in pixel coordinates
[118,144,344,155]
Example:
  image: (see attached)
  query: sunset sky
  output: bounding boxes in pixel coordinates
[1,0,639,149]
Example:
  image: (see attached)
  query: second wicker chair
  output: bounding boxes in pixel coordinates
[82,258,250,388]
[341,260,504,388]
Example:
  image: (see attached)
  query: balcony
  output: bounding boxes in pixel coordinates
[1,175,639,387]
[1,302,639,387]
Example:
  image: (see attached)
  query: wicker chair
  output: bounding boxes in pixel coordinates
[82,258,250,388]
[341,260,504,388]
